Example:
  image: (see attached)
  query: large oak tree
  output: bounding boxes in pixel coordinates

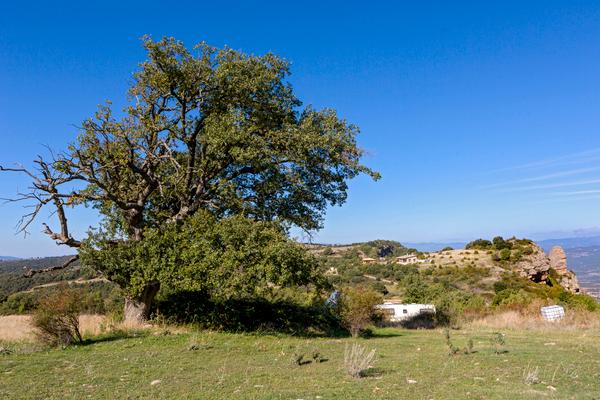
[1,37,379,322]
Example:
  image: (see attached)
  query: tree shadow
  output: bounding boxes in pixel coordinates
[78,329,149,346]
[154,292,347,338]
[368,329,404,338]
[360,367,386,378]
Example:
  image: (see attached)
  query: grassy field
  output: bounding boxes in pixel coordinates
[1,323,600,399]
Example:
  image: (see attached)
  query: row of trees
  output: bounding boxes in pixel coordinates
[1,37,378,322]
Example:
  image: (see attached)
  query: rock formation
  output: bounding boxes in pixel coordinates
[548,246,580,293]
[548,246,568,274]
[515,244,580,293]
[515,243,550,283]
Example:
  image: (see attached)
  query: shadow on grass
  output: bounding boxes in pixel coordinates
[154,292,347,338]
[360,367,386,378]
[368,329,404,338]
[79,329,150,346]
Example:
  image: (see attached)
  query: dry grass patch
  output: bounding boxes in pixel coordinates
[0,315,112,342]
[466,310,600,331]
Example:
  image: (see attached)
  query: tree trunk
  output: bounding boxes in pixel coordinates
[123,281,160,323]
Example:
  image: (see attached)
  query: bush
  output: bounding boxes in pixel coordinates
[492,236,512,250]
[32,288,83,346]
[338,287,382,337]
[499,248,511,261]
[558,292,599,311]
[465,239,492,250]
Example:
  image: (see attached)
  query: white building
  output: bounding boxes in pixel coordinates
[396,254,419,265]
[376,302,436,322]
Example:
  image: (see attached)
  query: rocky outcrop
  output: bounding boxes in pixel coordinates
[515,243,550,283]
[558,271,580,293]
[515,244,580,293]
[548,246,568,274]
[548,246,580,293]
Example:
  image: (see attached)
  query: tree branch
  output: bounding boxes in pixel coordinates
[23,255,79,277]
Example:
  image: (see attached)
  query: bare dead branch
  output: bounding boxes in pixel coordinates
[23,255,79,277]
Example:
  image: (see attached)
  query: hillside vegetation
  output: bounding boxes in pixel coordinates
[315,237,598,323]
[0,258,121,316]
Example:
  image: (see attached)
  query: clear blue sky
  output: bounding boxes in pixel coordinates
[2,1,600,257]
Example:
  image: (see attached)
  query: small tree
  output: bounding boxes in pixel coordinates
[338,287,382,337]
[32,288,83,346]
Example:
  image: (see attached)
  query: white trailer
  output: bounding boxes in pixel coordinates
[376,302,436,322]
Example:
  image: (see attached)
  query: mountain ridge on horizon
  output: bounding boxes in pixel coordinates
[6,235,600,260]
[307,235,600,253]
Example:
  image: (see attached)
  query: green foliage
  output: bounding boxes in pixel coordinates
[81,211,324,300]
[441,246,454,251]
[399,274,486,326]
[155,288,341,335]
[491,332,507,354]
[338,287,383,337]
[499,248,511,261]
[558,291,599,311]
[0,256,82,302]
[465,239,492,250]
[0,282,122,316]
[9,36,378,318]
[492,236,512,250]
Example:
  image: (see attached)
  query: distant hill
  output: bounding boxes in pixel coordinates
[0,256,19,261]
[0,255,82,302]
[537,236,600,252]
[403,242,467,252]
[0,255,77,273]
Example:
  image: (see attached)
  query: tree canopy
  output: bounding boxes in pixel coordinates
[1,36,378,320]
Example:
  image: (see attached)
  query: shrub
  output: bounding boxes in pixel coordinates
[558,292,599,311]
[338,287,382,337]
[465,239,492,250]
[491,332,506,354]
[344,343,377,378]
[441,246,453,251]
[32,288,83,346]
[499,248,511,261]
[444,329,460,355]
[370,281,388,295]
[492,236,512,250]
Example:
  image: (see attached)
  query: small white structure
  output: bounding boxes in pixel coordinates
[396,254,419,265]
[540,305,565,322]
[362,257,377,265]
[376,302,436,322]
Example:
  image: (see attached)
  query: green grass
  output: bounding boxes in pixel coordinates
[1,327,600,399]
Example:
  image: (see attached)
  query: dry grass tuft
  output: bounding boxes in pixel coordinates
[343,343,377,378]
